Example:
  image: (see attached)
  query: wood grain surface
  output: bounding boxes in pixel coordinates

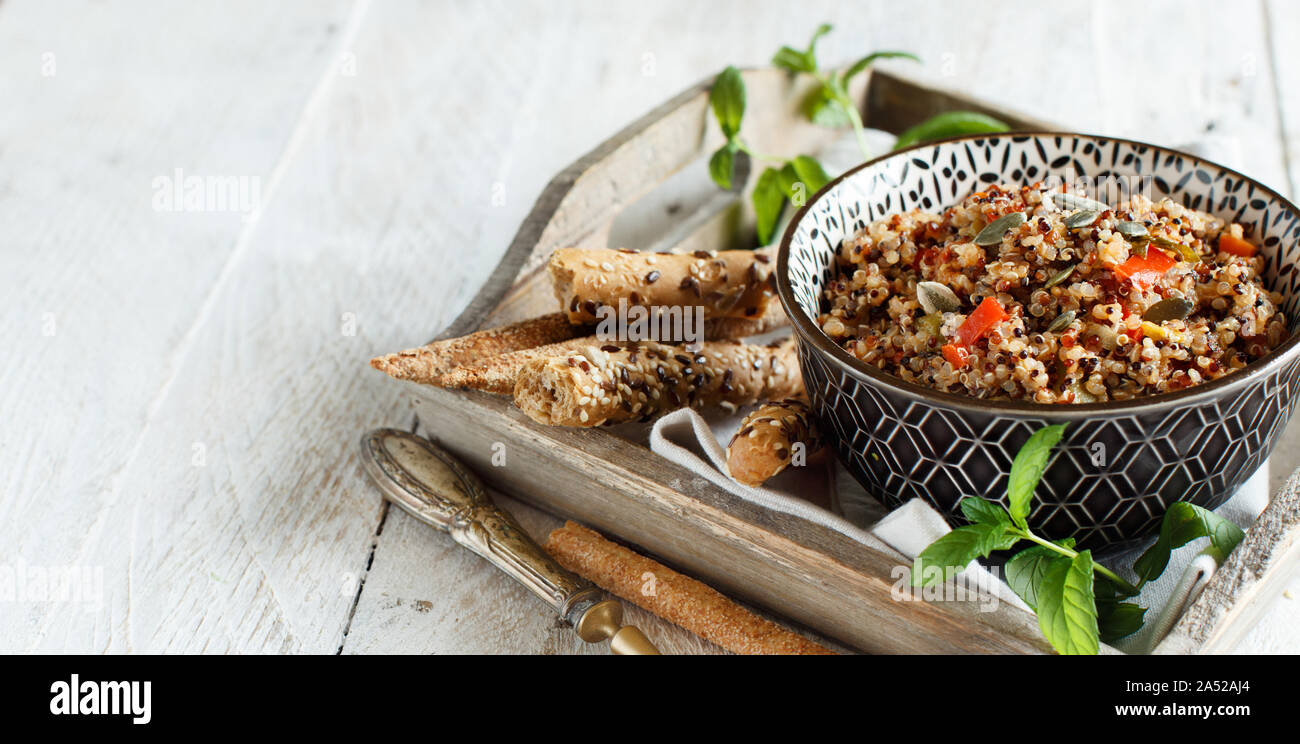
[2,0,1298,653]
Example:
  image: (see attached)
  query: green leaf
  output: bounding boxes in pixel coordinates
[772,46,815,74]
[772,23,833,74]
[752,167,787,245]
[708,145,737,190]
[710,66,746,139]
[1098,602,1147,642]
[1006,424,1067,530]
[790,154,831,194]
[893,111,1011,150]
[1094,572,1140,602]
[844,50,921,83]
[959,497,1011,527]
[1133,502,1246,584]
[1004,546,1068,612]
[803,85,853,128]
[1036,549,1100,655]
[911,523,1016,587]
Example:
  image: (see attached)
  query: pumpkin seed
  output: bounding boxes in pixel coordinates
[974,211,1025,246]
[1171,242,1202,263]
[1142,296,1195,323]
[1049,192,1109,212]
[916,281,962,315]
[1116,221,1148,239]
[1046,310,1077,333]
[1044,264,1076,289]
[1064,210,1101,229]
[1131,240,1149,258]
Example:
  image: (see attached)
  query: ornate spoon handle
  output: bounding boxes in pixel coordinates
[359,428,658,655]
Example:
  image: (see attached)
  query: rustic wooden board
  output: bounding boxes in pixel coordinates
[406,384,1053,653]
[387,61,1300,654]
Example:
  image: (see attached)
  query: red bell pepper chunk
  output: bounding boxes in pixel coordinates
[953,297,1009,348]
[1114,248,1176,289]
[1218,233,1257,257]
[941,343,970,368]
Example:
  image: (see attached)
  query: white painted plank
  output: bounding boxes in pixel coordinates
[0,0,361,651]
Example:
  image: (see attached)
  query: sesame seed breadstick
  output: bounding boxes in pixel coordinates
[512,338,801,427]
[726,398,824,487]
[544,521,834,655]
[550,247,777,324]
[438,336,600,395]
[704,300,789,339]
[370,313,583,385]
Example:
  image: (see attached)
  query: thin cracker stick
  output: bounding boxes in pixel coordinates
[545,521,834,655]
[370,313,582,384]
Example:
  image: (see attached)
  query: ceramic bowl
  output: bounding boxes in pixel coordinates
[776,132,1300,550]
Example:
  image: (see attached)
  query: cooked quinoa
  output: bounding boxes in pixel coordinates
[816,183,1290,403]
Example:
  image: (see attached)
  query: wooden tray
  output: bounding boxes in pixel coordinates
[397,67,1300,654]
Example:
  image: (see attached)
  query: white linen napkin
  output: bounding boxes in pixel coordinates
[649,407,1268,652]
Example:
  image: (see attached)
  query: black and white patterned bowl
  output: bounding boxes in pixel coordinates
[776,133,1300,550]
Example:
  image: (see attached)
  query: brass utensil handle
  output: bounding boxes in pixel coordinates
[361,428,597,619]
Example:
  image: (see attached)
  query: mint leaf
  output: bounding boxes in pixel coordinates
[1098,602,1146,643]
[1036,549,1099,655]
[960,497,1011,527]
[1004,544,1069,611]
[843,50,921,83]
[1133,502,1246,584]
[772,23,832,74]
[790,154,831,194]
[710,66,746,139]
[772,46,815,74]
[1006,424,1066,530]
[803,85,853,128]
[708,145,737,190]
[893,111,1010,150]
[911,522,1015,587]
[752,167,787,245]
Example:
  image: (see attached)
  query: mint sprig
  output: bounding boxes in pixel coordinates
[911,423,1247,654]
[706,65,833,244]
[706,26,925,245]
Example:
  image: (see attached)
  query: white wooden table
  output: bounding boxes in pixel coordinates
[3,0,1298,654]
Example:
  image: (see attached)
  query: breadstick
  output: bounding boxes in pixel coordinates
[513,338,801,427]
[438,336,598,394]
[705,300,789,339]
[545,521,834,655]
[726,399,823,487]
[550,247,776,325]
[438,309,790,395]
[370,313,583,384]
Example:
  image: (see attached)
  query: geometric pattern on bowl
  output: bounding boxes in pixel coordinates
[778,133,1300,551]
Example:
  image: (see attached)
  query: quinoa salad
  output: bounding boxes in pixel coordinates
[815,183,1290,403]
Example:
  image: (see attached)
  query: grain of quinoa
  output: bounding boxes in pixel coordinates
[816,183,1289,403]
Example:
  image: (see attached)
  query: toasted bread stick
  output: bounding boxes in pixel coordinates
[438,336,598,394]
[726,398,823,487]
[544,521,834,655]
[550,247,776,325]
[513,338,801,427]
[369,313,583,384]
